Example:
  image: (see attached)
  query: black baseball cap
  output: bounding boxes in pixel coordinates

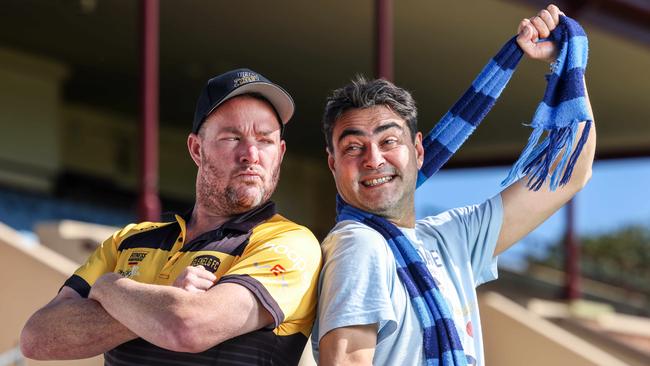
[192,68,295,134]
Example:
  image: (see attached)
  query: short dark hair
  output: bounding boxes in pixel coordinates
[322,76,418,152]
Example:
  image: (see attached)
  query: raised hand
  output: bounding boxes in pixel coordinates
[516,4,564,63]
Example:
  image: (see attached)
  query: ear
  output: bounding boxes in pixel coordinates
[327,148,336,174]
[415,132,424,169]
[187,133,202,167]
[279,139,287,162]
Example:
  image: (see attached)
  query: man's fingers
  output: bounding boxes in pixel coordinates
[530,15,550,38]
[172,266,217,290]
[517,18,531,34]
[517,6,562,62]
[547,4,561,24]
[521,23,538,42]
[516,23,536,54]
[192,265,217,281]
[538,9,556,32]
[190,277,215,290]
[178,275,214,291]
[183,265,216,280]
[185,285,208,293]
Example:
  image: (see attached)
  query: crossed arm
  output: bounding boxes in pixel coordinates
[20,266,272,359]
[19,286,137,360]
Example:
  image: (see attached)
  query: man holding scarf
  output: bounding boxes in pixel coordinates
[313,4,595,365]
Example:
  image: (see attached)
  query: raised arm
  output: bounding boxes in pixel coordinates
[497,107,595,255]
[20,286,137,360]
[495,4,596,255]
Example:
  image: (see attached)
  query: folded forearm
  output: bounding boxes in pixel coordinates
[21,298,137,360]
[91,276,189,350]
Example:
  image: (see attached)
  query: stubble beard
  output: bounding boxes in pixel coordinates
[364,181,416,221]
[353,167,418,224]
[197,160,281,216]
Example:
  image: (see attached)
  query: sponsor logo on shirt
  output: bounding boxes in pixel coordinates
[119,251,148,277]
[270,264,286,276]
[118,265,140,278]
[261,243,311,284]
[190,255,221,273]
[261,243,306,272]
[254,262,288,288]
[127,251,148,265]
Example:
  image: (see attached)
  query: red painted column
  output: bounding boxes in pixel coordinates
[137,0,161,222]
[375,0,393,81]
[564,198,580,300]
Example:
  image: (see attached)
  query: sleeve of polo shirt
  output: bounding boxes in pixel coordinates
[62,225,131,297]
[217,225,322,329]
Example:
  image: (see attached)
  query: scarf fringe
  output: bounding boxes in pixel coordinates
[502,115,591,191]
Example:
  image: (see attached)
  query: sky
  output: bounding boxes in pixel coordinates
[415,157,650,270]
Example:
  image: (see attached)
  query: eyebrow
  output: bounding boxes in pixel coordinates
[219,126,276,136]
[337,121,404,144]
[374,122,403,135]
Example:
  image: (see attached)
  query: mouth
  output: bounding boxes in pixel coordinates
[234,172,262,182]
[235,167,262,177]
[361,175,395,187]
[238,173,261,178]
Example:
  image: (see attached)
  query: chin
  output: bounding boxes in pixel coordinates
[226,186,265,209]
[237,194,264,209]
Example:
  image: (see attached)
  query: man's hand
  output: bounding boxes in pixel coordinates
[173,266,217,293]
[517,4,564,63]
[88,272,123,301]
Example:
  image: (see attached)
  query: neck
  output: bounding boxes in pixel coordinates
[185,203,232,243]
[385,192,417,228]
[386,209,416,228]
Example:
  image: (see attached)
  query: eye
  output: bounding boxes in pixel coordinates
[221,136,239,142]
[382,137,398,147]
[343,144,363,156]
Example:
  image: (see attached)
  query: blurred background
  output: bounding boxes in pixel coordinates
[0,0,648,365]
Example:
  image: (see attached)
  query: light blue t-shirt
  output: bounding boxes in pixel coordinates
[312,195,503,365]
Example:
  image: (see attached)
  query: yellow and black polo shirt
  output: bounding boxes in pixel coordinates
[63,201,322,366]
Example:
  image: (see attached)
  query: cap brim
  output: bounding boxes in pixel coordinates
[205,82,295,125]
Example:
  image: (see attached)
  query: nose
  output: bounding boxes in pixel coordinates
[240,141,259,164]
[363,143,385,170]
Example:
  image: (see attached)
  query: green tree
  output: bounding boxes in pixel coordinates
[535,224,650,294]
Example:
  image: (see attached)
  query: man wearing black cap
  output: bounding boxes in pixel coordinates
[20,69,322,365]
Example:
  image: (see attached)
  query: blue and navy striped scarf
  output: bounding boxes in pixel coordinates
[336,16,591,365]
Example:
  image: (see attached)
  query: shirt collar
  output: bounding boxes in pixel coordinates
[175,201,277,242]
